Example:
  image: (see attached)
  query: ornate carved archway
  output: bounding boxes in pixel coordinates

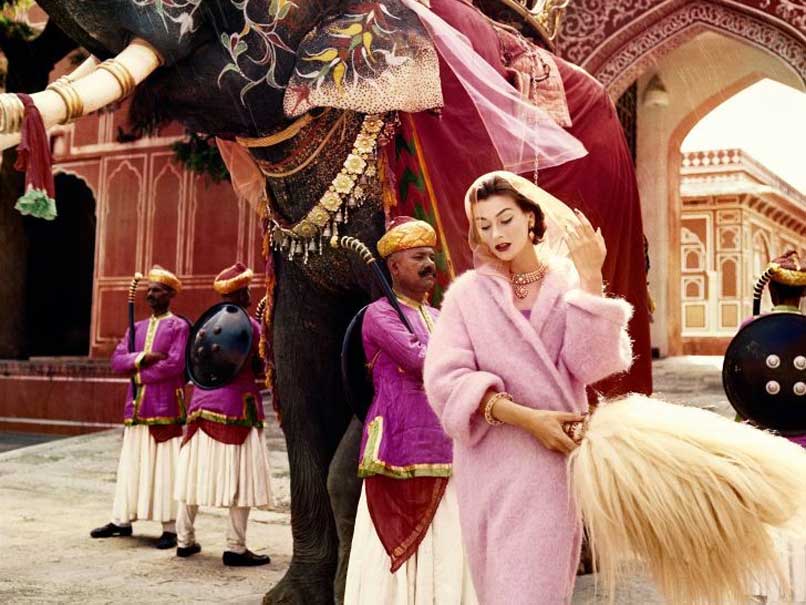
[558,0,806,97]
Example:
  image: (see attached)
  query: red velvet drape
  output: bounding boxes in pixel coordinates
[395,0,652,396]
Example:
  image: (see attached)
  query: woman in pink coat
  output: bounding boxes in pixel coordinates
[424,171,634,604]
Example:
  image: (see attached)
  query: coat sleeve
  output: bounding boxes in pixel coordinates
[138,321,189,384]
[110,328,142,374]
[560,289,634,385]
[424,291,505,447]
[365,304,428,375]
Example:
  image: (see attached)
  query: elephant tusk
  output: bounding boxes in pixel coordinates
[0,38,163,147]
[62,55,103,83]
[0,132,21,151]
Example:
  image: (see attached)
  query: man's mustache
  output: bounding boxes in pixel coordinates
[419,267,436,278]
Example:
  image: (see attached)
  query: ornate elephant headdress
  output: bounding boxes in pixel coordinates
[283,0,586,174]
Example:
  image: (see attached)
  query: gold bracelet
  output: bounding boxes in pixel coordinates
[46,80,84,124]
[98,59,136,99]
[484,392,510,426]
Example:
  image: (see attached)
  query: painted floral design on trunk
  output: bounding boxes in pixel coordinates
[218,0,297,101]
[295,3,404,91]
[132,0,203,37]
[283,0,442,117]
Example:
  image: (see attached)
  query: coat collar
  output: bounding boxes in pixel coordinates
[476,259,578,406]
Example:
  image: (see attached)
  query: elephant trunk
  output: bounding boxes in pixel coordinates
[0,38,162,150]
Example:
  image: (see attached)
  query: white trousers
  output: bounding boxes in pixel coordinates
[176,504,250,554]
[174,427,272,508]
[345,480,478,605]
[111,425,179,526]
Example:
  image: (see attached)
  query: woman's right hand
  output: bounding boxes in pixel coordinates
[518,408,585,454]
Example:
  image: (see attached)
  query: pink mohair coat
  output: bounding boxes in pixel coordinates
[424,255,634,605]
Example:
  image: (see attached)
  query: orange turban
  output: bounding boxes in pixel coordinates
[767,251,806,287]
[213,262,254,294]
[377,216,437,259]
[147,265,182,293]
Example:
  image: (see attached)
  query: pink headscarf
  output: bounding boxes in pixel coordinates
[216,138,266,214]
[400,0,587,173]
[463,171,579,276]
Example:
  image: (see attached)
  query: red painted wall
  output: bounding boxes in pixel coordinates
[1,57,265,434]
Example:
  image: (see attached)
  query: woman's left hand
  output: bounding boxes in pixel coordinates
[565,210,606,294]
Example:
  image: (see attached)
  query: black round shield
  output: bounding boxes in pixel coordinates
[186,302,253,390]
[722,312,806,435]
[341,306,374,422]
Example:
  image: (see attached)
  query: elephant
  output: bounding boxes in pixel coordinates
[6,0,652,602]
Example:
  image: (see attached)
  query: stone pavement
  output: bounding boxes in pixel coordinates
[0,421,291,605]
[0,356,762,604]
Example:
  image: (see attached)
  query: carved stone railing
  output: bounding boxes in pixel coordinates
[681,148,805,206]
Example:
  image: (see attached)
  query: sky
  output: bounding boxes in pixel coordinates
[681,78,806,193]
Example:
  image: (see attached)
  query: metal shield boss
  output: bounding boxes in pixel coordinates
[723,312,806,435]
[187,302,253,389]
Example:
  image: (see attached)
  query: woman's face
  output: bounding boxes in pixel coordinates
[473,193,533,262]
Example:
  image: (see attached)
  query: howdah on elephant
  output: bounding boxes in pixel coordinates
[0,0,652,602]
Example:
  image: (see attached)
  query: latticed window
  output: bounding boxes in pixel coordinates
[616,82,638,164]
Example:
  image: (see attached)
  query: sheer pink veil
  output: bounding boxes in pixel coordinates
[464,171,580,275]
[399,0,587,173]
[216,138,267,214]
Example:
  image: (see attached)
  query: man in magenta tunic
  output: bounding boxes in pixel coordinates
[345,217,477,603]
[174,262,273,567]
[91,266,188,550]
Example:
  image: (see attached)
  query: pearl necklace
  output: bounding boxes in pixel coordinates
[510,264,547,299]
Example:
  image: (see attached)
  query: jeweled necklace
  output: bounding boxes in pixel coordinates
[510,264,547,299]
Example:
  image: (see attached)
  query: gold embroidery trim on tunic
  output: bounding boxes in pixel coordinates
[124,415,184,426]
[359,416,451,479]
[186,393,263,427]
[395,293,435,334]
[772,304,802,314]
[130,312,174,423]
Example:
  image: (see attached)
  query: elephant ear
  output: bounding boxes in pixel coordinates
[283,0,443,117]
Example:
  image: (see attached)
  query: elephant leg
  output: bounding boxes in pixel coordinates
[327,417,362,604]
[264,269,355,605]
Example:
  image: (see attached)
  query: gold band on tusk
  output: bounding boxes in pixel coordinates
[97,59,137,99]
[0,93,25,133]
[46,80,85,124]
